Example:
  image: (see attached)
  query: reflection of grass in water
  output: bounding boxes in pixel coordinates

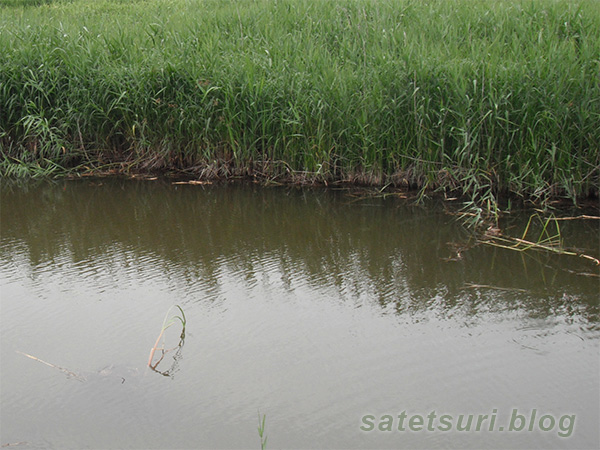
[148,305,186,371]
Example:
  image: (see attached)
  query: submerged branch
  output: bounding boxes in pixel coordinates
[16,351,85,381]
[549,215,600,221]
[479,214,600,267]
[462,283,528,293]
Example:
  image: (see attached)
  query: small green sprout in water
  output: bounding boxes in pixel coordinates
[258,412,267,450]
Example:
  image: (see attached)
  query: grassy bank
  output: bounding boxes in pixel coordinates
[1,0,599,208]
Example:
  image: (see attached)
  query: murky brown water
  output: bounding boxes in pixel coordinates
[1,179,598,449]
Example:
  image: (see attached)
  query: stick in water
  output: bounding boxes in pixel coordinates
[16,351,85,381]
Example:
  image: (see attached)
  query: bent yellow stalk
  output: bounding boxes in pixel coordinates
[148,305,186,369]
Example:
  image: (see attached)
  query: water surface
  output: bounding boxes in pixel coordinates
[1,179,598,449]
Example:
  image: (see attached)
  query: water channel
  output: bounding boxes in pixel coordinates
[1,179,598,449]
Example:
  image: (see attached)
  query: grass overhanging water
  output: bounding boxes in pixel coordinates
[1,0,599,217]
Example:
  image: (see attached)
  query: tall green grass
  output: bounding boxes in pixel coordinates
[1,0,599,207]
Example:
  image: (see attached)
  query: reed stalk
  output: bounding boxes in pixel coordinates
[1,0,598,217]
[148,305,186,369]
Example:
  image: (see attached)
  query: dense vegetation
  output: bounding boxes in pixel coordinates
[1,0,599,210]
